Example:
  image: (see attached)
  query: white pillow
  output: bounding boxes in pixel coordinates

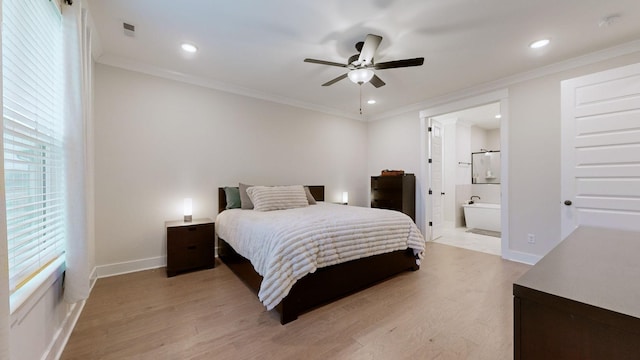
[246,185,309,211]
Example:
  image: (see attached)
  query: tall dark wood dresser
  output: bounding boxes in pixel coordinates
[370,173,415,221]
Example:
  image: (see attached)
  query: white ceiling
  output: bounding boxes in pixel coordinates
[87,0,640,120]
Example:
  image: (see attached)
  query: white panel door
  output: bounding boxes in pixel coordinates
[561,62,640,238]
[428,118,444,240]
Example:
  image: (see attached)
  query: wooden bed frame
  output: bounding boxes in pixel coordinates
[216,186,419,324]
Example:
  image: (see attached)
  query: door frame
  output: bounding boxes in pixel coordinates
[419,89,510,257]
[426,117,444,241]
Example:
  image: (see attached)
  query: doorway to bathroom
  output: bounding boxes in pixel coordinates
[419,90,509,257]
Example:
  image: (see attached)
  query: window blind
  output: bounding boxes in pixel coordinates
[2,0,65,294]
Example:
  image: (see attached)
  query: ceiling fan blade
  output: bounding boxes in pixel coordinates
[357,34,382,65]
[374,57,424,70]
[322,73,348,86]
[304,58,347,68]
[369,74,386,88]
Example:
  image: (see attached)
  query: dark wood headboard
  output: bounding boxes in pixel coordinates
[218,185,325,213]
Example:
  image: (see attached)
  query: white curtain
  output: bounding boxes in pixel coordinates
[63,0,93,303]
[0,1,11,355]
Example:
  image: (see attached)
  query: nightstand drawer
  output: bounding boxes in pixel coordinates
[166,220,214,277]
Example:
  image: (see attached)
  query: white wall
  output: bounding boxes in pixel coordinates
[470,126,486,153]
[367,111,424,230]
[486,129,500,150]
[471,126,500,152]
[370,51,640,262]
[94,64,368,274]
[9,276,72,360]
[453,123,472,226]
[441,119,473,224]
[367,111,421,175]
[508,52,640,256]
[455,123,472,185]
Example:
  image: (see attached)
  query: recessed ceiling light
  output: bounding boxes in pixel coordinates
[529,39,550,49]
[367,99,376,104]
[495,114,502,119]
[181,43,198,53]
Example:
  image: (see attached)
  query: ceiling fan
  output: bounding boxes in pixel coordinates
[304,34,424,88]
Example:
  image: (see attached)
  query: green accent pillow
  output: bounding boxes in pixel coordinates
[224,187,241,209]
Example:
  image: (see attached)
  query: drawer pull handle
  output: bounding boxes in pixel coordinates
[187,246,197,250]
[188,227,197,231]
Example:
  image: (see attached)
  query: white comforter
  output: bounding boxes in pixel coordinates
[215,202,425,310]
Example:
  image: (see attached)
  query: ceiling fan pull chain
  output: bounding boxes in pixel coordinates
[359,84,363,115]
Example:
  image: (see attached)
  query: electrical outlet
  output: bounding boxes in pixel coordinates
[527,233,536,244]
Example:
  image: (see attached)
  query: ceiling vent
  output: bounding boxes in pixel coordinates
[123,22,135,37]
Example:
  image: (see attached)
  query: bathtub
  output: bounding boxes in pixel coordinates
[463,202,501,232]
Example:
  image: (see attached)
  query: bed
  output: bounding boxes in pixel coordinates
[216,185,424,324]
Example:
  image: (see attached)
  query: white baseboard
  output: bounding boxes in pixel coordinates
[46,300,85,360]
[502,249,542,265]
[45,266,98,360]
[96,256,166,278]
[89,266,98,289]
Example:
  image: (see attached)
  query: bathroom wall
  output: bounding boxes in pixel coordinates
[471,184,500,204]
[486,129,500,150]
[471,126,500,152]
[455,123,472,185]
[456,125,501,227]
[442,119,472,223]
[470,126,486,152]
[455,185,471,226]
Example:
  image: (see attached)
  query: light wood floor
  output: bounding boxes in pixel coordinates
[61,242,530,360]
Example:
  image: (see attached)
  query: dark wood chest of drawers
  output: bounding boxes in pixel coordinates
[370,174,415,221]
[165,219,215,277]
[513,227,640,359]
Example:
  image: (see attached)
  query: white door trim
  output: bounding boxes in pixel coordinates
[419,89,520,261]
[426,118,444,240]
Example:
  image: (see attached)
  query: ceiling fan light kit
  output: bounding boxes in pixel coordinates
[348,68,375,84]
[304,33,424,88]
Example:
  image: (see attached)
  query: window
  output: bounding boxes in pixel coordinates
[2,0,65,296]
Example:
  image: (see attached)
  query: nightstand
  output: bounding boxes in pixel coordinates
[165,218,215,277]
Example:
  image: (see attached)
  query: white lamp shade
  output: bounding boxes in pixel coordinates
[184,198,193,222]
[348,69,374,84]
[184,198,192,216]
[342,192,349,204]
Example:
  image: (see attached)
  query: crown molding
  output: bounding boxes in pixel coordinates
[95,54,362,121]
[371,39,640,121]
[96,39,640,124]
